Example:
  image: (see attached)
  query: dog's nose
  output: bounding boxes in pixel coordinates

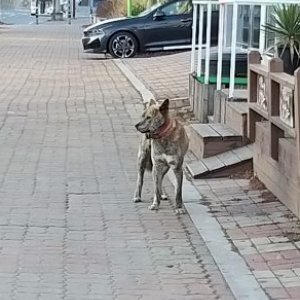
[135,123,139,129]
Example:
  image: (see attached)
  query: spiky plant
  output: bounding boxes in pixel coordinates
[263,4,300,64]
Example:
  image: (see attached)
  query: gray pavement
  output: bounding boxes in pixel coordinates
[0,20,234,300]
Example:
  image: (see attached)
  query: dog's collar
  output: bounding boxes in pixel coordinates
[146,119,176,139]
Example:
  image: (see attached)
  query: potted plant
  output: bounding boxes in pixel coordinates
[263,4,300,75]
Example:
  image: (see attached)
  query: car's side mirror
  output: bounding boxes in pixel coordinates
[153,10,165,20]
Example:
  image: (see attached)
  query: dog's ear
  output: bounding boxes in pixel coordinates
[144,99,155,109]
[149,99,156,106]
[159,99,169,113]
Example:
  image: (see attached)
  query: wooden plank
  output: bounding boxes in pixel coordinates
[249,63,269,77]
[221,88,248,101]
[209,123,242,141]
[249,103,269,120]
[246,143,254,151]
[186,161,209,178]
[270,72,295,90]
[227,101,249,115]
[232,145,253,161]
[217,150,241,166]
[191,123,221,141]
[209,123,238,136]
[201,156,225,171]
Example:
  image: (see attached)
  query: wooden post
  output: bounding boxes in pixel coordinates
[294,68,300,174]
[248,51,261,141]
[269,58,284,160]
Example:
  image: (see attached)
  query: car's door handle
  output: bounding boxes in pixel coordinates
[180,18,192,23]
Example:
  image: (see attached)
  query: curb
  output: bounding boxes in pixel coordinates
[115,59,269,300]
[114,59,155,104]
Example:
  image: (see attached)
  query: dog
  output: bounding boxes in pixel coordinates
[133,99,189,214]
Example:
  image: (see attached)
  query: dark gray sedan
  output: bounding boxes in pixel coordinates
[82,0,219,58]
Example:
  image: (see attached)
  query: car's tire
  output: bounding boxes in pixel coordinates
[108,32,138,58]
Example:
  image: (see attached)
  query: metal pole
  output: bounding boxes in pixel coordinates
[204,2,212,84]
[197,5,204,77]
[35,0,39,24]
[0,0,2,23]
[259,5,267,54]
[89,0,93,23]
[72,0,75,18]
[68,0,71,24]
[229,3,238,98]
[217,4,225,90]
[127,0,132,17]
[190,4,198,73]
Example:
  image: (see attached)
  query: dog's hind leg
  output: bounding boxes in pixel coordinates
[133,137,151,203]
[173,167,186,215]
[133,154,148,203]
[158,166,169,201]
[133,164,145,203]
[149,163,169,211]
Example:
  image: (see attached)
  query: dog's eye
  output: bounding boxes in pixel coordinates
[146,116,151,120]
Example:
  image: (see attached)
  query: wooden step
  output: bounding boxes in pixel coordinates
[225,101,249,137]
[187,123,244,159]
[186,144,253,179]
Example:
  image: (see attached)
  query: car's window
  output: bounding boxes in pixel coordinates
[161,0,192,16]
[138,3,162,17]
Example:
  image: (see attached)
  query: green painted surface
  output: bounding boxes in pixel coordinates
[195,75,247,85]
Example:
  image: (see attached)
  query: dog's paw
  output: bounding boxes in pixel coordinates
[161,194,168,200]
[133,197,142,203]
[175,208,186,215]
[148,203,159,211]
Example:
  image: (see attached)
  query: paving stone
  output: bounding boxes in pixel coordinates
[0,17,233,300]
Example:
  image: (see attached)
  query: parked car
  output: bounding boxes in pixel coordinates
[82,0,219,58]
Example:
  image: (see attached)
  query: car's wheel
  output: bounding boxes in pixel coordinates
[108,32,138,58]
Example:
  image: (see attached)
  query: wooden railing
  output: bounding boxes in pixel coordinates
[248,51,300,163]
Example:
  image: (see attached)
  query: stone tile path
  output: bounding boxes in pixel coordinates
[0,20,234,300]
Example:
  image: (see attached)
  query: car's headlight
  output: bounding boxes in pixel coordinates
[85,28,105,37]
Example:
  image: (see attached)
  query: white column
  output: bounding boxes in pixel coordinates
[217,4,225,90]
[223,4,228,47]
[229,2,238,98]
[197,5,204,77]
[259,5,267,54]
[204,2,212,84]
[190,4,198,73]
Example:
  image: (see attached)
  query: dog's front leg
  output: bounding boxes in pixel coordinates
[133,161,145,203]
[173,167,186,215]
[149,164,160,210]
[149,162,167,210]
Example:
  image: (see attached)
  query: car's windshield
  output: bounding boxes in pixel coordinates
[138,1,168,17]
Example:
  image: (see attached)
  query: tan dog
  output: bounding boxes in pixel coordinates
[134,99,189,214]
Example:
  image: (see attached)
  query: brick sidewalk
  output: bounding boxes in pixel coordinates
[0,21,234,300]
[115,36,300,300]
[121,51,191,101]
[191,177,300,300]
